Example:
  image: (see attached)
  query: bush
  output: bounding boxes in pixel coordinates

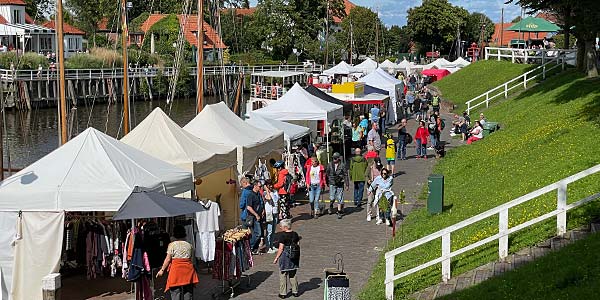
[230,50,281,65]
[0,52,49,69]
[142,14,194,62]
[128,49,161,67]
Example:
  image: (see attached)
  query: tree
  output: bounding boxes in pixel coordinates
[511,16,522,23]
[66,0,117,46]
[464,12,494,44]
[512,0,599,77]
[339,6,381,59]
[406,0,469,53]
[385,25,411,56]
[24,0,52,20]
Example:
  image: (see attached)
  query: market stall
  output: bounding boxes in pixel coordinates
[358,68,403,124]
[245,113,310,150]
[354,57,378,75]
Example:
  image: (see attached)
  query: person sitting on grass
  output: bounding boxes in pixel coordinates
[467,121,484,145]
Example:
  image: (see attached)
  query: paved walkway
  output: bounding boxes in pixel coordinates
[65,113,457,300]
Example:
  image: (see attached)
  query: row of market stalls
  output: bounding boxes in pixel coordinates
[0,101,323,300]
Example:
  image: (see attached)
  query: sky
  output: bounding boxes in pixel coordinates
[248,1,525,27]
[355,0,524,26]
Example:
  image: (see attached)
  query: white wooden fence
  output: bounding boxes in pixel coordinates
[384,164,600,299]
[465,53,569,115]
[485,47,577,65]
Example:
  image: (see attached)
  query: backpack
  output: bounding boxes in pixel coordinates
[284,173,294,194]
[406,133,413,144]
[440,119,446,130]
[287,244,301,260]
[432,96,439,106]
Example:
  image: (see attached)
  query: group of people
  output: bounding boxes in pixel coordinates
[450,111,488,145]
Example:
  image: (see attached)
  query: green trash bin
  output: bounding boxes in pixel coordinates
[428,174,444,214]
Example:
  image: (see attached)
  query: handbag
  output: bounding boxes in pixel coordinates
[245,215,255,228]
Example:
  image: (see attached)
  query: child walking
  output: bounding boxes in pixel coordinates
[385,135,396,174]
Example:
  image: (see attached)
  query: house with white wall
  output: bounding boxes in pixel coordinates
[42,20,85,57]
[0,0,55,53]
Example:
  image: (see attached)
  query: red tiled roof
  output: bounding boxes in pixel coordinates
[0,15,7,25]
[0,0,26,5]
[98,18,109,31]
[535,12,559,25]
[141,14,227,49]
[220,7,257,16]
[491,23,523,47]
[43,20,85,35]
[333,0,356,24]
[24,12,33,24]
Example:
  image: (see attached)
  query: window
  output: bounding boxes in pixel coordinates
[12,10,21,24]
[67,37,80,51]
[40,37,52,51]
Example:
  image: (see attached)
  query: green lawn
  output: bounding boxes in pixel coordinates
[359,71,600,300]
[439,232,600,300]
[432,60,534,112]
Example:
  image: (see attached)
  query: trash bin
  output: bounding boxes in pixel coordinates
[428,174,444,214]
[483,122,499,137]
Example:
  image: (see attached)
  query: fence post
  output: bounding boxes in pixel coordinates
[523,73,527,88]
[467,102,471,115]
[499,209,509,260]
[504,83,508,98]
[385,256,395,300]
[524,51,528,64]
[442,233,451,282]
[557,183,567,236]
[485,93,489,108]
[485,48,489,60]
[542,50,546,64]
[497,49,501,61]
[562,55,565,70]
[511,51,515,64]
[543,65,546,79]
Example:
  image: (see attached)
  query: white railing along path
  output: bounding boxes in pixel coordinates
[465,53,569,115]
[484,47,577,65]
[384,164,600,299]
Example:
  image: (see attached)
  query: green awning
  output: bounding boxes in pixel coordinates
[510,39,526,45]
[507,16,560,32]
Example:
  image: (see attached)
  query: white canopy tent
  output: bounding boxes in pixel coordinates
[452,57,471,67]
[0,127,193,212]
[425,58,452,70]
[121,107,237,178]
[355,57,378,74]
[183,102,284,175]
[358,68,402,124]
[322,61,361,75]
[396,59,413,74]
[245,113,310,150]
[379,59,399,73]
[251,83,343,122]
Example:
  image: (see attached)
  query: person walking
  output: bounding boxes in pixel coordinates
[156,225,199,300]
[415,120,429,159]
[351,121,363,150]
[349,148,368,208]
[305,155,326,218]
[239,177,252,225]
[427,113,438,150]
[264,183,279,253]
[273,161,292,219]
[368,168,394,226]
[367,123,381,153]
[397,118,408,160]
[273,219,301,298]
[366,158,383,222]
[325,152,349,219]
[247,181,264,254]
[385,135,396,175]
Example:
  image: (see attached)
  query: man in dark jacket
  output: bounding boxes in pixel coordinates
[246,181,264,253]
[326,152,349,219]
[349,148,368,208]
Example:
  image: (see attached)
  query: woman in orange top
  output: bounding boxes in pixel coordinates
[156,225,199,300]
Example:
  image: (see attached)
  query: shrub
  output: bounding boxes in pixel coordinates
[0,52,49,69]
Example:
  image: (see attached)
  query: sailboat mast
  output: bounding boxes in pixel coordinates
[0,91,3,181]
[325,0,329,67]
[196,0,204,114]
[56,0,68,144]
[349,20,353,64]
[121,0,130,134]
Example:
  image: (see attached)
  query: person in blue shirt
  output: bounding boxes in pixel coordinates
[367,168,394,226]
[370,105,380,127]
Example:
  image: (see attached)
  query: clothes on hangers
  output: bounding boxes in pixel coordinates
[195,200,221,262]
[213,229,253,281]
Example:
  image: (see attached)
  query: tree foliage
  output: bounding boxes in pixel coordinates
[407,0,469,53]
[141,14,194,63]
[339,6,381,58]
[512,0,599,77]
[24,0,52,20]
[464,12,495,44]
[385,25,411,56]
[66,0,117,38]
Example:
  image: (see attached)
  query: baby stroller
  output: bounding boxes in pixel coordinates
[324,253,350,300]
[434,142,446,158]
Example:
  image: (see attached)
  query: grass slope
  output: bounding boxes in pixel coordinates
[432,60,534,112]
[439,232,600,300]
[359,71,600,300]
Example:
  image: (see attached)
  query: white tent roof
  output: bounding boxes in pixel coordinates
[397,59,412,69]
[425,58,452,69]
[452,57,471,67]
[354,57,378,74]
[359,68,402,89]
[183,102,284,174]
[380,59,398,70]
[0,128,193,212]
[121,107,237,178]
[251,83,343,122]
[322,61,360,75]
[245,113,310,144]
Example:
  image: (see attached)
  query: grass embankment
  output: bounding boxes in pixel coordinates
[359,71,600,300]
[432,60,534,112]
[439,232,600,300]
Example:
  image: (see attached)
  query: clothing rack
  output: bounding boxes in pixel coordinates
[214,226,252,298]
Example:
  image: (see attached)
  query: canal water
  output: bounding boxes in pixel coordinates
[2,96,228,171]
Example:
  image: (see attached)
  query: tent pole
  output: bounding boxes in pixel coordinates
[326,120,330,164]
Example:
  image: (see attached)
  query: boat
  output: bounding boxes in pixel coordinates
[246,70,306,113]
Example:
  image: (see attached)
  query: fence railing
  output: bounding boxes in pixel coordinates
[465,53,568,115]
[485,47,577,65]
[384,164,600,299]
[0,64,320,82]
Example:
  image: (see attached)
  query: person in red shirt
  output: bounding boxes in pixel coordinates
[415,120,429,159]
[273,161,291,219]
